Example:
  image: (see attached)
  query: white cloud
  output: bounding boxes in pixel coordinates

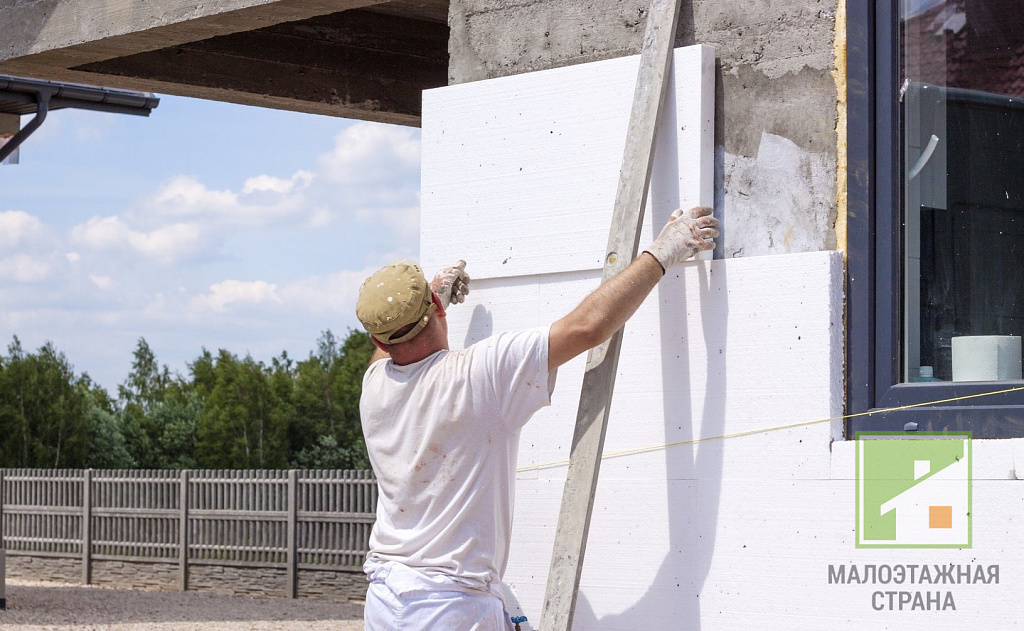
[308,208,333,228]
[62,121,421,268]
[243,171,313,195]
[100,169,318,244]
[66,252,81,262]
[89,275,113,290]
[0,254,50,282]
[130,224,204,260]
[0,210,46,247]
[70,215,204,264]
[143,172,312,226]
[310,122,421,251]
[318,123,420,186]
[152,176,238,212]
[0,211,55,283]
[70,216,127,249]
[187,268,375,318]
[354,203,420,242]
[142,293,168,319]
[192,280,281,312]
[277,268,375,315]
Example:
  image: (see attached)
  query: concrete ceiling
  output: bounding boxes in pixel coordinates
[0,0,450,126]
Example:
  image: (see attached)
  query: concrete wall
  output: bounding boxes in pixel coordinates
[447,0,840,257]
[5,556,367,601]
[93,560,179,591]
[5,555,82,584]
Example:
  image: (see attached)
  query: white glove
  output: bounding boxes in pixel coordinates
[431,260,471,308]
[642,206,719,273]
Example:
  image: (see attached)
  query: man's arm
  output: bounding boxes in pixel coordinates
[548,206,718,372]
[548,253,663,371]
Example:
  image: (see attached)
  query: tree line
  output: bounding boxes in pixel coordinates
[0,330,375,470]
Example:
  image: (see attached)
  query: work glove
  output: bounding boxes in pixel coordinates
[642,206,719,273]
[431,260,471,308]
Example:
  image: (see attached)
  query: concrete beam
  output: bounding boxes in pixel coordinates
[0,6,448,126]
[0,114,17,135]
[0,0,387,68]
[74,10,448,124]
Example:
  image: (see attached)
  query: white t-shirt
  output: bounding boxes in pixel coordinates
[360,325,554,595]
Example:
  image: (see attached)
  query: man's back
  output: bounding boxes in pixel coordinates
[361,326,553,592]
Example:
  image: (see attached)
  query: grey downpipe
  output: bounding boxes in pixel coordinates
[0,89,53,163]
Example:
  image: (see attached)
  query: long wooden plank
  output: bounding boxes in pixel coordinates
[538,0,684,628]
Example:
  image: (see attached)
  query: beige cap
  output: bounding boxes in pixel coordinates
[356,260,436,344]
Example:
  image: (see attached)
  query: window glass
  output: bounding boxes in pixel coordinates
[902,0,1024,382]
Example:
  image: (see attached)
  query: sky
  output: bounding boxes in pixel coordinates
[0,94,421,394]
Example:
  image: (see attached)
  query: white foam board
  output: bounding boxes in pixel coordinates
[419,44,1024,631]
[421,44,715,280]
[435,253,844,627]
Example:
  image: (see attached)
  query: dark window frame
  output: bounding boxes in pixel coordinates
[846,0,1024,437]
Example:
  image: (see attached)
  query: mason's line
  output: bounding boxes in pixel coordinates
[517,384,1024,473]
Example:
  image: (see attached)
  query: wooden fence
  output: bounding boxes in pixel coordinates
[0,469,377,597]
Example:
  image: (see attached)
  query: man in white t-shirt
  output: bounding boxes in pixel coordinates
[355,206,718,630]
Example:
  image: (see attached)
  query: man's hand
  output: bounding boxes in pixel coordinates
[431,260,471,309]
[642,206,719,273]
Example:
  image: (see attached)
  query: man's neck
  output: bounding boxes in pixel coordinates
[371,338,448,367]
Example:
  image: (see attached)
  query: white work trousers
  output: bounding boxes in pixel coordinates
[364,565,514,630]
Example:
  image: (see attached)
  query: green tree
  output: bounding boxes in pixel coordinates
[332,329,374,468]
[0,336,34,466]
[118,338,172,468]
[152,385,202,469]
[292,434,366,469]
[119,338,170,411]
[291,329,373,469]
[84,396,135,468]
[189,348,216,398]
[0,337,91,467]
[0,329,375,470]
[196,351,288,468]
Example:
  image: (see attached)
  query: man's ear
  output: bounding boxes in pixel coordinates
[431,292,447,318]
[371,336,388,352]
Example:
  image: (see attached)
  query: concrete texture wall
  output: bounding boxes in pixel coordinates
[448,0,839,256]
[5,556,367,601]
[188,564,290,597]
[297,568,368,601]
[92,560,179,591]
[5,555,82,584]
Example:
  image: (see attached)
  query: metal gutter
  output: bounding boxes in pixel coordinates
[0,75,159,163]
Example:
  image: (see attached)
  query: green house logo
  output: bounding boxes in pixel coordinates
[856,433,971,548]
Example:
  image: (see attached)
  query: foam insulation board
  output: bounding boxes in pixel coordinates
[436,253,844,628]
[420,43,844,629]
[421,44,715,279]
[419,44,1024,631]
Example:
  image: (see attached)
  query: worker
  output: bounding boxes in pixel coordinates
[356,206,719,630]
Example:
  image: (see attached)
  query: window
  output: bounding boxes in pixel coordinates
[848,0,1024,436]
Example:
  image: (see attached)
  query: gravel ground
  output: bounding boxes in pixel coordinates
[0,579,365,631]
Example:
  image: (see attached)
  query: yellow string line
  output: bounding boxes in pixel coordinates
[516,384,1024,473]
